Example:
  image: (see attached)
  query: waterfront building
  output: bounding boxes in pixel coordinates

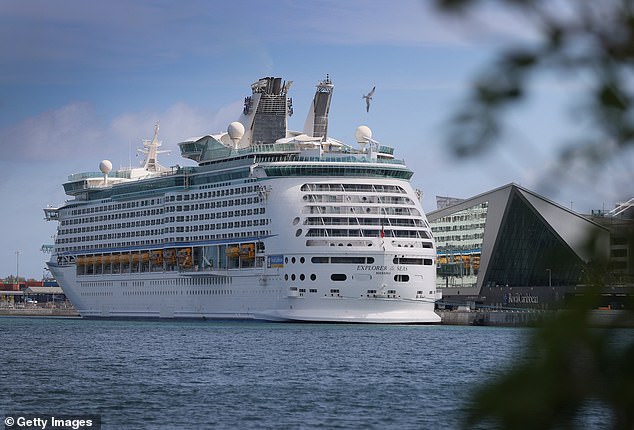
[588,198,634,285]
[428,183,610,309]
[0,281,66,307]
[1,278,49,292]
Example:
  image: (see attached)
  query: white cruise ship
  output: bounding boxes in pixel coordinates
[44,76,441,323]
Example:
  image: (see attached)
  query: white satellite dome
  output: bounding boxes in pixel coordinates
[99,159,113,175]
[355,125,372,144]
[227,121,245,143]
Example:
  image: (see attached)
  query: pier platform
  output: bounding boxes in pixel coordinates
[0,308,79,317]
[437,309,634,327]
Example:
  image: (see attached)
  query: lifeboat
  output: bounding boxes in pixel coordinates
[177,248,193,267]
[239,243,255,259]
[150,250,163,265]
[140,253,150,263]
[226,246,240,258]
[164,249,176,264]
[111,255,120,264]
[76,256,86,266]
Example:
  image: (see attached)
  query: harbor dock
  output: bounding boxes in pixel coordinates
[437,308,634,327]
[0,307,79,317]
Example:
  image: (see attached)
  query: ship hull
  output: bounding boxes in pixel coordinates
[48,263,440,324]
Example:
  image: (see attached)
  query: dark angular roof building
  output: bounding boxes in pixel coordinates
[427,183,610,308]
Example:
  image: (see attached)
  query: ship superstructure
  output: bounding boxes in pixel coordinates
[44,76,441,323]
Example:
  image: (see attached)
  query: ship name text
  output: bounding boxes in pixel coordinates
[356,265,409,272]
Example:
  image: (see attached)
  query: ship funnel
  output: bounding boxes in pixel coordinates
[303,75,334,140]
[240,77,291,145]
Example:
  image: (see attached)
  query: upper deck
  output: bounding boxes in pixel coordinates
[63,140,412,201]
[60,76,414,201]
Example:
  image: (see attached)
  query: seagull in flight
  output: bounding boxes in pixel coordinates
[363,86,375,112]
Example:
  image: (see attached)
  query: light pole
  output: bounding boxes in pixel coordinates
[15,250,21,286]
[546,268,552,287]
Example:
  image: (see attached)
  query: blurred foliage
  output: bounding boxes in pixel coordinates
[436,0,634,163]
[434,1,634,428]
[457,221,634,429]
[463,283,634,429]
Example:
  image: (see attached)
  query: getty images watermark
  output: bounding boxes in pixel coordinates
[4,415,101,430]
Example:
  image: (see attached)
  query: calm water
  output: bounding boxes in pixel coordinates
[0,317,528,429]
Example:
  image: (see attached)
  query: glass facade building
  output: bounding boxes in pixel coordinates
[433,202,487,289]
[428,184,609,308]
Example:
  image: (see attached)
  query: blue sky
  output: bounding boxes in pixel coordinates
[1,0,631,279]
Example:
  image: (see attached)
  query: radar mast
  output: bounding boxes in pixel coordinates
[138,122,170,172]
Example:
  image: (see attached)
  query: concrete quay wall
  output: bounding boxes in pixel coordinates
[0,308,79,317]
[438,309,634,327]
[437,310,546,326]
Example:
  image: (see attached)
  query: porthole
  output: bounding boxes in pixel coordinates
[292,217,300,225]
[295,229,302,237]
[291,274,296,281]
[331,274,347,281]
[310,274,316,281]
[300,257,305,264]
[291,257,296,264]
[284,274,289,281]
[300,274,305,281]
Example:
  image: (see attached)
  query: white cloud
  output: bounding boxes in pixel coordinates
[0,100,243,165]
[0,102,104,162]
[0,98,245,279]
